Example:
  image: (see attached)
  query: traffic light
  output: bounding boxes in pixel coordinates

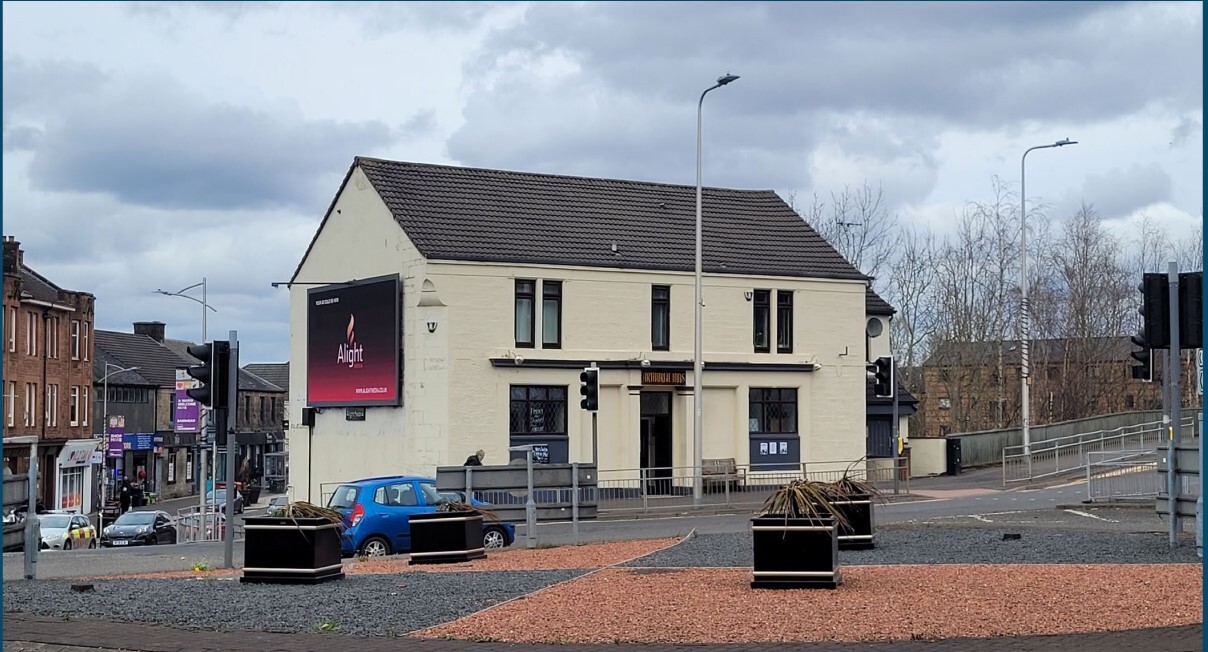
[1140,273,1170,348]
[869,356,894,398]
[579,367,599,411]
[1179,271,1202,350]
[185,340,231,410]
[1129,332,1153,382]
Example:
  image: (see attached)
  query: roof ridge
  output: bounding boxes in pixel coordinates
[353,156,776,195]
[19,263,64,293]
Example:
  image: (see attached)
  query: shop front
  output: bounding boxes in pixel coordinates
[56,439,100,514]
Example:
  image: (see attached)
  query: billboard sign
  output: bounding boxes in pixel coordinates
[106,415,125,459]
[174,369,202,433]
[306,275,401,407]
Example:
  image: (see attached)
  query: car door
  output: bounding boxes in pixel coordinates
[153,512,174,544]
[373,481,427,552]
[71,515,92,549]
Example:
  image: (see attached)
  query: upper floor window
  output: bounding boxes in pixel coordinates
[651,285,670,351]
[776,290,793,354]
[25,312,36,357]
[70,320,81,360]
[70,386,80,426]
[542,280,562,349]
[82,321,90,361]
[23,382,36,427]
[45,316,59,359]
[81,387,88,426]
[515,280,536,348]
[6,381,15,427]
[752,290,771,353]
[7,308,14,352]
[45,384,58,427]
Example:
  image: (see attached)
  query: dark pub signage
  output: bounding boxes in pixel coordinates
[642,370,687,386]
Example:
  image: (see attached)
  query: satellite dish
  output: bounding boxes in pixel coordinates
[866,318,884,338]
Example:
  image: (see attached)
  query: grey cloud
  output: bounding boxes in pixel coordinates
[1075,163,1173,219]
[1171,116,1202,148]
[3,126,42,151]
[21,75,393,211]
[3,58,109,120]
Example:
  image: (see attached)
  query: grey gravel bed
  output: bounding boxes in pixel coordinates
[624,529,1202,568]
[2,569,584,636]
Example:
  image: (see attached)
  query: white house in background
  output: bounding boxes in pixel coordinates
[286,157,906,503]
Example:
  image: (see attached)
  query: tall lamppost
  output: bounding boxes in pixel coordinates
[694,73,739,506]
[154,278,218,523]
[1019,138,1076,456]
[99,363,139,533]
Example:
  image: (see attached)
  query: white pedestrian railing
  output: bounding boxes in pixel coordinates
[175,505,242,543]
[1085,450,1161,502]
[1002,416,1197,486]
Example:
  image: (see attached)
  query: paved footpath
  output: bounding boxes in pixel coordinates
[3,614,1201,652]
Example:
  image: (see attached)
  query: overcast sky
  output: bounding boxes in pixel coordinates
[3,1,1202,364]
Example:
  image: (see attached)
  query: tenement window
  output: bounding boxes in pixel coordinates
[542,280,562,349]
[514,280,536,348]
[776,290,793,353]
[651,285,670,351]
[752,290,771,353]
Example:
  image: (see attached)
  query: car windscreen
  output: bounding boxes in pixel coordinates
[114,512,156,525]
[326,485,360,509]
[39,515,71,529]
[207,490,226,500]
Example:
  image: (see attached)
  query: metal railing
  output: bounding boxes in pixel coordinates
[1085,450,1161,502]
[591,460,908,515]
[175,505,243,543]
[1002,416,1196,485]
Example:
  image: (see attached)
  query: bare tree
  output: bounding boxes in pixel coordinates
[884,223,938,392]
[804,182,899,283]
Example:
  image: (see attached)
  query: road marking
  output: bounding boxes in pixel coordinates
[1063,509,1119,523]
[967,514,993,523]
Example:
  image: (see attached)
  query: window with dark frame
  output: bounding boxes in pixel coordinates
[542,280,562,349]
[748,388,798,434]
[509,386,568,436]
[514,280,536,348]
[752,290,771,353]
[776,290,793,353]
[651,285,670,351]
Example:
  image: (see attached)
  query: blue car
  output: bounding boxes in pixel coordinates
[325,475,515,557]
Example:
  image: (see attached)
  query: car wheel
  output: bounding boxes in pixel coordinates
[483,526,508,550]
[63,539,72,551]
[359,536,390,557]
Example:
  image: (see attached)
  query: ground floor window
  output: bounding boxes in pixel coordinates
[748,387,800,470]
[509,385,569,464]
[58,466,85,511]
[167,452,177,484]
[185,449,194,482]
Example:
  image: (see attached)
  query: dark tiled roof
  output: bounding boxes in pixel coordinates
[164,339,285,393]
[302,158,868,281]
[17,265,62,303]
[93,348,157,387]
[95,331,195,387]
[865,288,895,315]
[924,336,1136,367]
[244,363,289,392]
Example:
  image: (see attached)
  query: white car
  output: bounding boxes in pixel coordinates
[39,512,97,551]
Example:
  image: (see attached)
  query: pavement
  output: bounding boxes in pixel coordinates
[2,614,1202,652]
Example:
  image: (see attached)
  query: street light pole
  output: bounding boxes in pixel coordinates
[99,364,138,534]
[694,73,739,506]
[1019,138,1076,457]
[154,278,217,531]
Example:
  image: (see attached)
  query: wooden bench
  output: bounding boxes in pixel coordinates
[702,458,744,493]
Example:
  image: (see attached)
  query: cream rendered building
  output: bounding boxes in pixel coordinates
[288,158,906,503]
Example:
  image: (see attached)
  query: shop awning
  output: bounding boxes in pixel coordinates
[58,439,102,469]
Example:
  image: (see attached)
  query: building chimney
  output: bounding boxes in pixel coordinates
[3,237,22,274]
[133,321,166,342]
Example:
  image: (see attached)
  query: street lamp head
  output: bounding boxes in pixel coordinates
[1054,138,1077,147]
[717,73,740,86]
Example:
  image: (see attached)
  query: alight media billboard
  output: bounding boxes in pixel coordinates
[306,275,401,407]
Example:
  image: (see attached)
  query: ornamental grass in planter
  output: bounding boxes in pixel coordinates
[751,479,848,590]
[408,501,501,565]
[241,501,346,585]
[822,459,880,551]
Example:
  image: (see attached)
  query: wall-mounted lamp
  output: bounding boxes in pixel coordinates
[513,355,524,366]
[744,290,754,301]
[426,320,438,333]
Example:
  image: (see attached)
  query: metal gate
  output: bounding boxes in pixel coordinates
[1085,450,1160,502]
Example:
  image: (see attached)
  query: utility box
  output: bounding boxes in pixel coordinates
[946,438,962,476]
[2,472,30,551]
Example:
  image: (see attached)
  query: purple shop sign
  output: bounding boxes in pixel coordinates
[106,415,126,459]
[174,369,201,433]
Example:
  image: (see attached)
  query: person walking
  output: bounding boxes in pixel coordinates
[118,478,132,514]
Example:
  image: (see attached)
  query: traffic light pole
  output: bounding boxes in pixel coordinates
[891,362,900,496]
[1166,264,1181,547]
[224,331,239,569]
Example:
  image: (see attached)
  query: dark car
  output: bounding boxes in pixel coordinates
[101,510,177,547]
